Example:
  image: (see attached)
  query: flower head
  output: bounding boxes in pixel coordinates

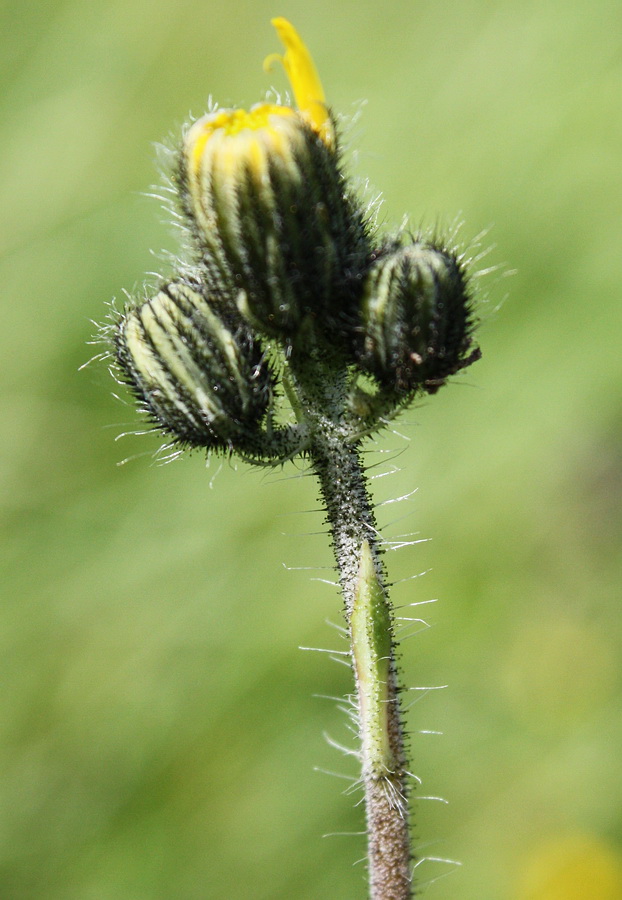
[176,19,370,341]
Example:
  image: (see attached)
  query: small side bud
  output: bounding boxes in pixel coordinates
[356,241,480,393]
[115,280,273,450]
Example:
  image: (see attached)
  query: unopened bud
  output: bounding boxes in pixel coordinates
[116,281,273,449]
[356,242,480,393]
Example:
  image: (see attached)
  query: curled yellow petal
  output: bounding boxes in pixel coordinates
[264,17,334,146]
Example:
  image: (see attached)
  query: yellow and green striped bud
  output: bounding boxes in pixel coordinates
[116,281,273,450]
[357,242,480,393]
[175,20,370,340]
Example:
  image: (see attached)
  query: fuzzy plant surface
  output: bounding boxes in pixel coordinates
[104,18,481,900]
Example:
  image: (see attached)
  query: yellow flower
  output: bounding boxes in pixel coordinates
[518,834,622,900]
[176,19,370,340]
[183,17,332,194]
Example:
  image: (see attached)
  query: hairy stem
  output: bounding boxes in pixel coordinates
[291,349,413,898]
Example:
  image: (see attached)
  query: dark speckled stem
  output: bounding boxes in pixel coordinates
[290,347,413,899]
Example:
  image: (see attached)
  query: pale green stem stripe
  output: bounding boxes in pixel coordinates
[352,539,395,776]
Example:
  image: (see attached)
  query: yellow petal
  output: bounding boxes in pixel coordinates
[265,17,334,146]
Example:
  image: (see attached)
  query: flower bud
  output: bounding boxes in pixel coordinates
[356,242,480,393]
[115,280,273,449]
[176,105,370,340]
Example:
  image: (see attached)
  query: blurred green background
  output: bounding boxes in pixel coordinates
[2,0,621,897]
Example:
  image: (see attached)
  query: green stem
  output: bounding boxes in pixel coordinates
[290,348,413,899]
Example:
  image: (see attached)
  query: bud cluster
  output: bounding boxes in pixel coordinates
[112,19,480,458]
[106,25,489,899]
